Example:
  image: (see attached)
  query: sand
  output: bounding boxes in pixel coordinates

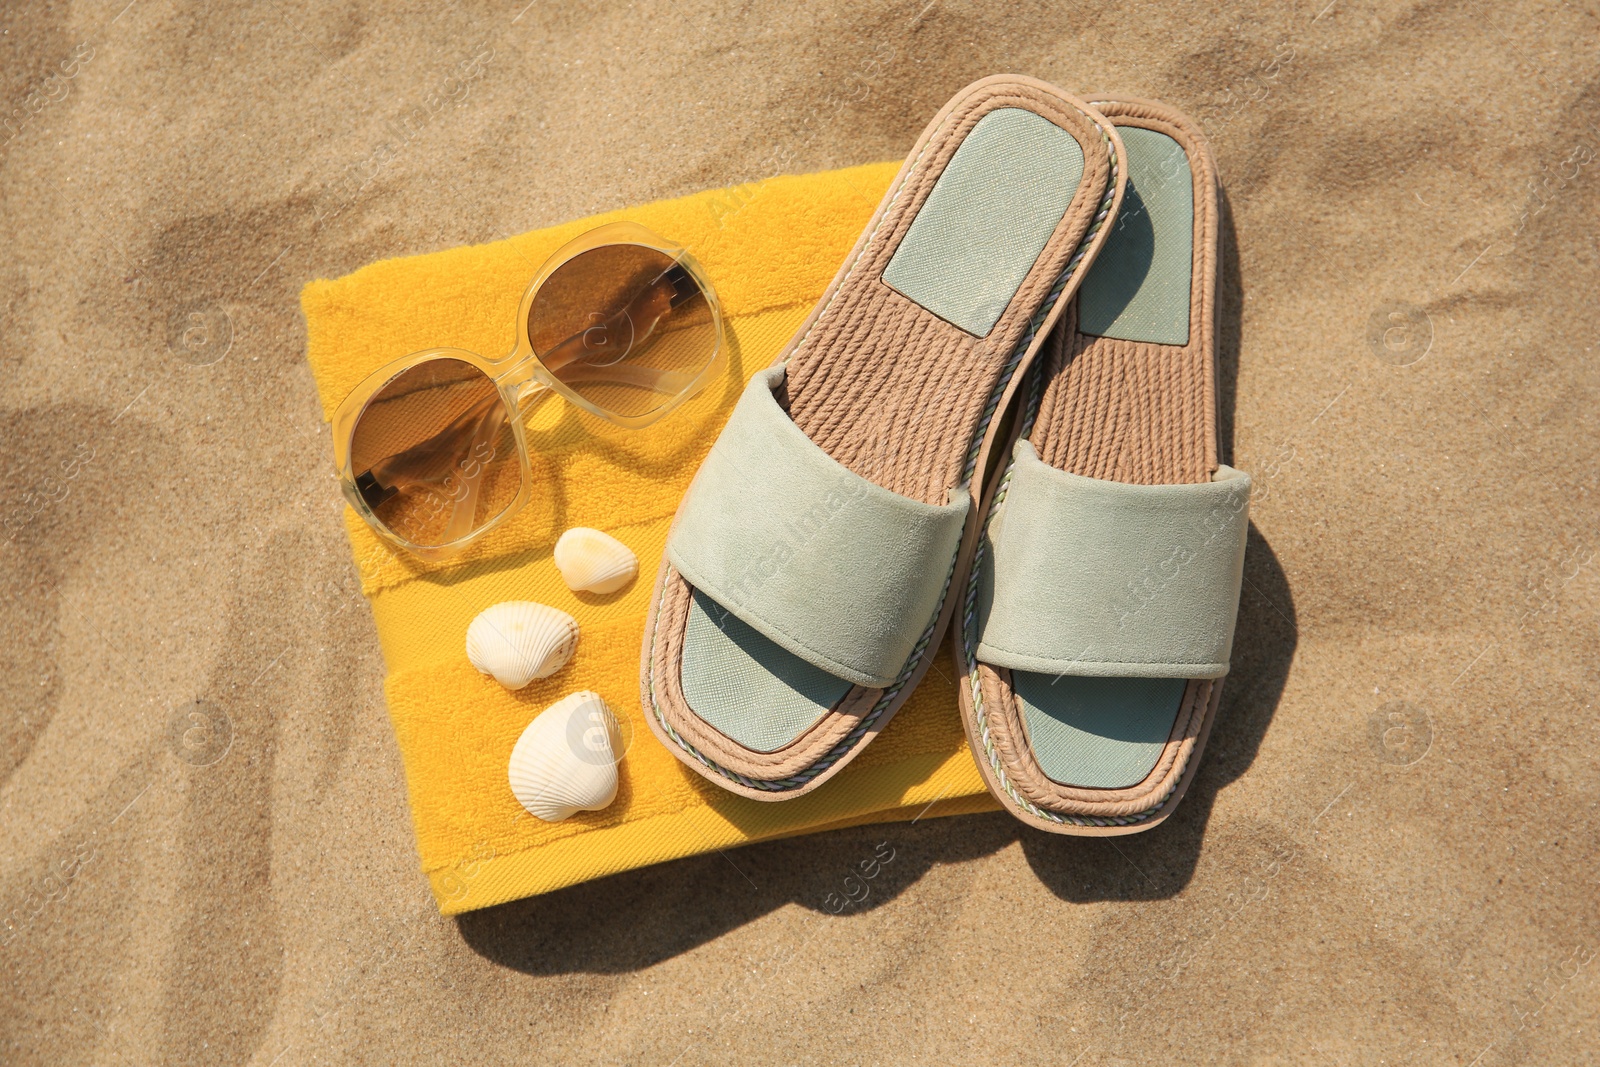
[3,0,1599,1063]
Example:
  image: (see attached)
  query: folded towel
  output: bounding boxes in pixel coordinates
[301,162,998,915]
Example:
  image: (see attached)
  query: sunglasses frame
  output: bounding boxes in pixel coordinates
[332,222,726,561]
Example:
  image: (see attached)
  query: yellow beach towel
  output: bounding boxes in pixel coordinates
[301,162,998,915]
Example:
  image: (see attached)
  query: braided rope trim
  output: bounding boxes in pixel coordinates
[648,117,1121,795]
[956,340,1185,829]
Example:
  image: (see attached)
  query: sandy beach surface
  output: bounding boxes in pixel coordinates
[4,1,1599,1063]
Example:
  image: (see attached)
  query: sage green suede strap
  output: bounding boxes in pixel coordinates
[666,367,969,689]
[976,440,1250,678]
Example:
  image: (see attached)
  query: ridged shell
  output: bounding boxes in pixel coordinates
[465,601,579,689]
[507,691,620,821]
[553,527,638,594]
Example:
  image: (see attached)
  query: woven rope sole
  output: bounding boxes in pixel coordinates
[954,95,1228,834]
[643,75,1127,801]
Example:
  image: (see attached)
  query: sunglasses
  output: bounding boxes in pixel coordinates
[332,222,726,560]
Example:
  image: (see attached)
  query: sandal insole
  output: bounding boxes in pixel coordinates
[682,590,851,753]
[883,107,1086,336]
[1012,673,1186,788]
[1077,126,1193,345]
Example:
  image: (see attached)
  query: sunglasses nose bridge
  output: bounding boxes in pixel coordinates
[494,352,554,409]
[494,349,540,388]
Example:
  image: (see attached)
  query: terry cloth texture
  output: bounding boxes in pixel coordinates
[301,162,1000,916]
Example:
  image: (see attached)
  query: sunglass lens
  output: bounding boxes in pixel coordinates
[527,243,718,419]
[349,357,523,547]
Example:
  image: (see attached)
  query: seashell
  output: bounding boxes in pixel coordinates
[466,601,579,689]
[553,527,638,594]
[507,691,621,821]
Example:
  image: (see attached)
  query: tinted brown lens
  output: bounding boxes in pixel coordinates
[349,358,522,547]
[527,244,716,418]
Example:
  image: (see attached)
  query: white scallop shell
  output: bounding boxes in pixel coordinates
[507,691,621,821]
[465,601,579,689]
[553,527,638,594]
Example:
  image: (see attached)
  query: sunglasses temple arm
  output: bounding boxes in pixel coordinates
[357,393,501,503]
[441,401,508,543]
[514,377,552,409]
[553,363,697,395]
[536,270,683,375]
[510,362,695,414]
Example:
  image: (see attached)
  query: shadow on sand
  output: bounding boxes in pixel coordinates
[457,186,1296,972]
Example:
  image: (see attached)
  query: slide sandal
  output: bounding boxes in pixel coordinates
[955,95,1250,834]
[643,75,1126,800]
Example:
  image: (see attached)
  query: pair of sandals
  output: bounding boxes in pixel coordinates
[641,75,1250,835]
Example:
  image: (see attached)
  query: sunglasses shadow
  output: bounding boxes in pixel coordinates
[415,325,752,591]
